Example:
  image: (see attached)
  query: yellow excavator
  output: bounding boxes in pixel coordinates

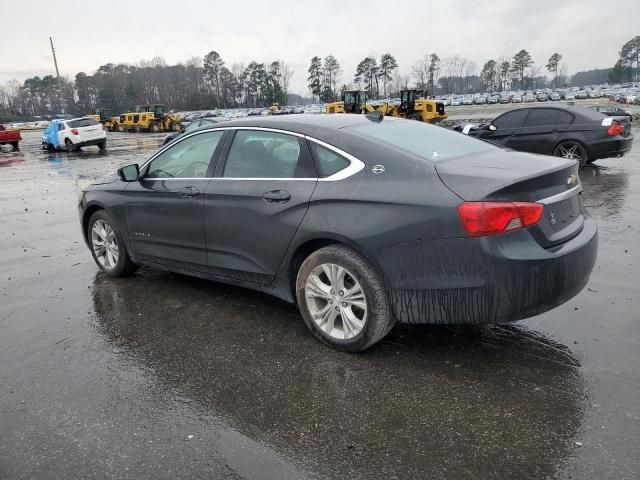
[325,89,447,123]
[111,105,183,133]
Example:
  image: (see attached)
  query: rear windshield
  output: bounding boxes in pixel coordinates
[347,119,494,162]
[67,118,98,128]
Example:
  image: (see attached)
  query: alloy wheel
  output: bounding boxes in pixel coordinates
[91,220,119,270]
[304,263,367,340]
[557,142,583,160]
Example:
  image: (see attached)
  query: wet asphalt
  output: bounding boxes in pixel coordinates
[0,123,638,479]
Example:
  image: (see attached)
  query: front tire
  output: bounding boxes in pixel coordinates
[98,141,106,150]
[296,245,394,352]
[88,210,138,277]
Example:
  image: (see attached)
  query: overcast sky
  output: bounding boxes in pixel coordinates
[0,0,635,94]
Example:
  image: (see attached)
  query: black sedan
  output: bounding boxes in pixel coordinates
[461,105,633,167]
[79,114,598,351]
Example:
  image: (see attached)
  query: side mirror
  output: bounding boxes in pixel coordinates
[488,124,497,132]
[118,163,140,182]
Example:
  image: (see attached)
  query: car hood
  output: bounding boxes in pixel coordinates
[92,173,120,186]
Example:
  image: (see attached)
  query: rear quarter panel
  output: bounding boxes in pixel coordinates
[285,134,465,274]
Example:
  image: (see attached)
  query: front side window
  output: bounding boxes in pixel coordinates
[493,109,528,129]
[146,131,223,178]
[309,142,350,177]
[223,130,311,178]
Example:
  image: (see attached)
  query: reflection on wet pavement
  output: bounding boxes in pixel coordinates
[90,269,586,479]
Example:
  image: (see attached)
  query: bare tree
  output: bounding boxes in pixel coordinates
[280,60,294,104]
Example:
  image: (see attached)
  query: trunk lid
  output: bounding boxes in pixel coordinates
[436,149,583,248]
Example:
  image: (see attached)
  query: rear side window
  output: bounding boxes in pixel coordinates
[68,118,98,128]
[223,130,313,178]
[557,110,574,126]
[309,142,350,177]
[493,109,528,129]
[348,118,494,162]
[524,109,560,127]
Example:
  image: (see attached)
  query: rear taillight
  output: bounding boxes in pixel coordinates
[71,128,79,135]
[607,124,624,136]
[457,202,544,237]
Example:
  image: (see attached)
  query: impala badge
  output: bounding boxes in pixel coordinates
[372,165,385,174]
[567,174,577,186]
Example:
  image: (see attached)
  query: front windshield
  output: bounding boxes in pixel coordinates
[348,118,494,162]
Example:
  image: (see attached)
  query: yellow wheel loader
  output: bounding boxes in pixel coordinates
[110,105,183,133]
[325,90,369,114]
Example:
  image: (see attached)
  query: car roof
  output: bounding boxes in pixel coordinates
[505,104,606,121]
[186,113,377,137]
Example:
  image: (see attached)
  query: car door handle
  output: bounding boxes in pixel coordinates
[178,186,199,198]
[263,190,291,203]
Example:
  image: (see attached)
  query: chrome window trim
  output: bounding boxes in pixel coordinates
[305,136,366,181]
[537,184,582,205]
[141,177,215,181]
[139,126,365,182]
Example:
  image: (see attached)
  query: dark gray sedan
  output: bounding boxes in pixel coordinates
[79,114,598,351]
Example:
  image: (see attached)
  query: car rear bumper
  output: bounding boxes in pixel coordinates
[588,134,634,160]
[75,137,106,148]
[375,217,598,325]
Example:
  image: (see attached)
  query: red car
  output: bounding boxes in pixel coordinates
[0,125,22,150]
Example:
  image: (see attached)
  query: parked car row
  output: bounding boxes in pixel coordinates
[437,82,640,106]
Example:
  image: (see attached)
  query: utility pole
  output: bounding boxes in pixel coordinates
[49,36,65,114]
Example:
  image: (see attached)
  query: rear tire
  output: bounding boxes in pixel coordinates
[98,141,106,151]
[87,210,138,277]
[11,141,19,151]
[65,139,75,152]
[408,113,421,121]
[553,141,588,168]
[172,122,183,132]
[296,245,394,352]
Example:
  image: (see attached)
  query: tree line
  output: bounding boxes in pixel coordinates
[609,36,640,83]
[302,49,562,101]
[0,52,294,121]
[0,36,637,121]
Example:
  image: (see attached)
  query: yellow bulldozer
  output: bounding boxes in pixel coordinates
[111,105,184,133]
[325,89,447,123]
